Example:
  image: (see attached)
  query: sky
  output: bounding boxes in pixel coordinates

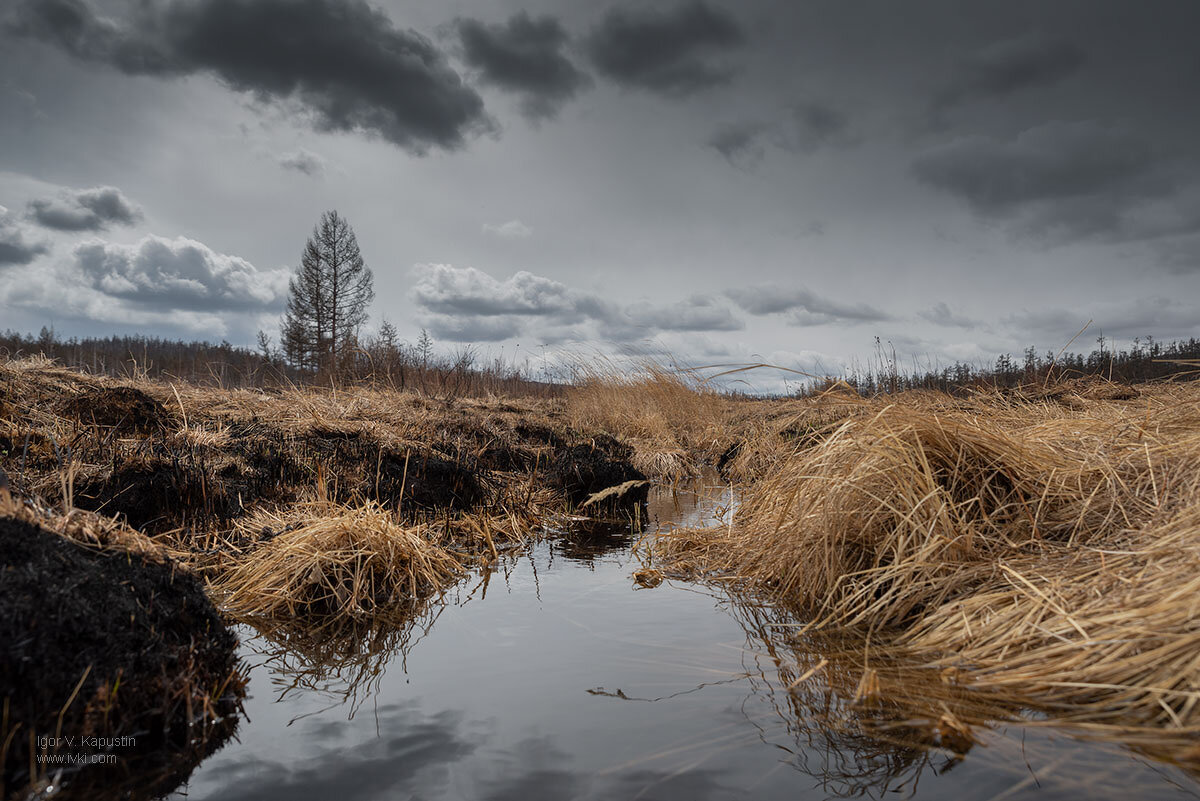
[1,0,1198,390]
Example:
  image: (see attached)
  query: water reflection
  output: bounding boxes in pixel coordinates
[164,475,1199,801]
[187,701,477,801]
[730,599,1200,799]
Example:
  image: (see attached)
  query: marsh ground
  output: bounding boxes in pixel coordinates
[3,358,1200,798]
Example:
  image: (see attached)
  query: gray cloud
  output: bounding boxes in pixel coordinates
[411,265,572,318]
[6,0,492,153]
[919,302,978,328]
[1155,232,1200,275]
[482,220,532,239]
[424,314,523,342]
[410,263,742,342]
[584,1,744,97]
[779,103,852,153]
[27,185,142,231]
[708,101,850,167]
[707,121,767,168]
[1004,298,1200,341]
[454,12,591,121]
[935,33,1087,114]
[278,149,325,177]
[725,285,890,325]
[626,295,743,333]
[912,121,1187,242]
[73,234,289,312]
[0,206,50,266]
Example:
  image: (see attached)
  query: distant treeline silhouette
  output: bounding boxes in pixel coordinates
[838,336,1200,396]
[0,326,561,398]
[2,327,1197,398]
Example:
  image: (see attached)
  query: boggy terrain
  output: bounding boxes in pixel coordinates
[4,355,1200,796]
[0,357,653,798]
[633,374,1200,771]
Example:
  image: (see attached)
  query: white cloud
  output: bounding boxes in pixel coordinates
[73,235,289,312]
[409,263,743,342]
[0,234,290,339]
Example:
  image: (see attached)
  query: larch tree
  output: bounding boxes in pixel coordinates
[282,210,374,374]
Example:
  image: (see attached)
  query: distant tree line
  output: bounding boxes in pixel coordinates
[0,326,561,398]
[3,326,1196,399]
[833,335,1200,397]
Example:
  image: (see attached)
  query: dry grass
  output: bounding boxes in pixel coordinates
[648,380,1200,753]
[210,501,465,621]
[1,355,663,638]
[566,359,730,480]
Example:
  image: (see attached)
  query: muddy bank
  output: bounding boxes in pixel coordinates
[0,361,649,538]
[0,512,244,799]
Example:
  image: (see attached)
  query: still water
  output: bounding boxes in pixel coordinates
[169,479,1199,801]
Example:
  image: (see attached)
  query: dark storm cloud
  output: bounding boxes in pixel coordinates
[27,185,142,231]
[73,234,289,312]
[410,264,743,342]
[6,0,492,153]
[453,12,591,121]
[584,1,744,97]
[725,285,890,325]
[912,121,1188,241]
[0,208,50,266]
[934,33,1087,114]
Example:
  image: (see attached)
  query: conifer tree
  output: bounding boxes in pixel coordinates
[282,210,374,373]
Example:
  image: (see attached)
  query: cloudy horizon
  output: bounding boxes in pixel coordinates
[2,0,1198,390]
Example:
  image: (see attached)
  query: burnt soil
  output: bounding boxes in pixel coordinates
[0,516,243,798]
[56,386,175,435]
[1,366,653,538]
[548,436,649,507]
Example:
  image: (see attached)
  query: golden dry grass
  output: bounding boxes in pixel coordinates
[210,501,464,621]
[647,380,1200,752]
[566,359,731,480]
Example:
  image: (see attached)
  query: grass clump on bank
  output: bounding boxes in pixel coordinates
[210,501,465,622]
[566,360,730,481]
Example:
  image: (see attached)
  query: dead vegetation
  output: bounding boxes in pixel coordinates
[640,376,1200,762]
[8,352,1200,786]
[566,360,731,481]
[210,501,465,621]
[0,356,651,631]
